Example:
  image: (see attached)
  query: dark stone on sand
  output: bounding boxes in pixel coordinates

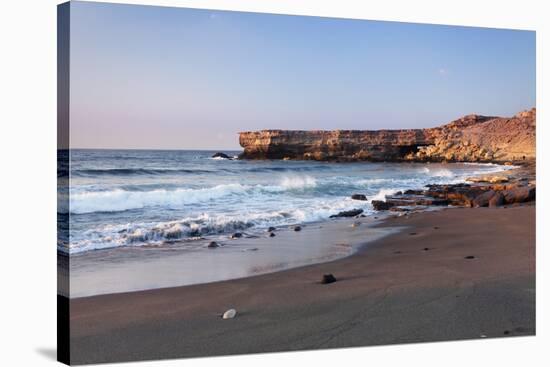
[464,255,476,259]
[433,226,439,229]
[393,251,402,254]
[351,194,368,201]
[371,200,394,211]
[329,209,364,218]
[208,241,219,248]
[489,192,505,207]
[267,226,276,232]
[473,190,496,208]
[504,330,510,335]
[321,274,337,284]
[212,152,232,159]
[269,232,276,237]
[423,247,430,251]
[409,232,417,235]
[294,226,302,231]
[230,233,243,239]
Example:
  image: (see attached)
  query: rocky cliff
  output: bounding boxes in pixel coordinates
[239,108,535,162]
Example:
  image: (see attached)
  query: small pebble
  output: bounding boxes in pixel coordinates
[222,309,237,319]
[294,226,302,232]
[208,241,219,248]
[321,274,337,284]
[269,232,276,237]
[464,255,476,260]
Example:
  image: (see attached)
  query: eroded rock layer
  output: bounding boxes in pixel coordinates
[239,108,535,162]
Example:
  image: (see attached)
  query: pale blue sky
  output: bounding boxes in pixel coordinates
[68,1,536,149]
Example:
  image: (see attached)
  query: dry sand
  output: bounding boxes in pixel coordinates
[68,204,535,365]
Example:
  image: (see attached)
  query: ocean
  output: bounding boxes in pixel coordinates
[59,149,511,255]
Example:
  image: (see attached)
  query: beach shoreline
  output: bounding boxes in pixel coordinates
[68,203,535,365]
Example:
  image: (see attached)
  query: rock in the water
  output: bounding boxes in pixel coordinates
[267,226,276,232]
[329,209,364,218]
[269,232,276,237]
[222,309,237,319]
[351,194,368,201]
[230,232,243,239]
[321,274,337,284]
[208,241,219,248]
[212,152,232,159]
[371,200,394,211]
[294,226,302,232]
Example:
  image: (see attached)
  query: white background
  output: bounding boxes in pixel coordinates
[0,0,547,366]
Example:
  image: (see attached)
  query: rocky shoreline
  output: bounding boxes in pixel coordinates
[365,160,536,214]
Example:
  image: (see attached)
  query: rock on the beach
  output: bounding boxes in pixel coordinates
[267,226,276,232]
[230,232,243,239]
[502,186,536,204]
[212,152,232,159]
[371,200,394,211]
[321,274,337,284]
[294,226,302,232]
[351,194,368,201]
[472,190,496,208]
[208,241,219,248]
[269,232,276,237]
[489,192,505,207]
[222,309,237,319]
[329,209,364,218]
[467,176,509,184]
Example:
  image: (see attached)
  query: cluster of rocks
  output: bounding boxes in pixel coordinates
[372,180,535,212]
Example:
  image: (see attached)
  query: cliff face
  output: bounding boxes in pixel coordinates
[239,108,535,162]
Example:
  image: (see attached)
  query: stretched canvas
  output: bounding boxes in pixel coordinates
[57,1,536,365]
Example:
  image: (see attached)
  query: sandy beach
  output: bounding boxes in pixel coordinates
[68,204,535,365]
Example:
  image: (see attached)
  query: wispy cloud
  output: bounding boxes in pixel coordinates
[438,68,449,76]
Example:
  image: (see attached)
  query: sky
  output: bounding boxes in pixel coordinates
[67,1,536,150]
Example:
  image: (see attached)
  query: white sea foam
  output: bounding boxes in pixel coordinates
[421,167,454,178]
[67,197,372,253]
[69,184,249,214]
[69,176,319,214]
[370,188,400,202]
[279,175,317,190]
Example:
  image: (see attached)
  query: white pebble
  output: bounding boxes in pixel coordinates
[222,309,237,319]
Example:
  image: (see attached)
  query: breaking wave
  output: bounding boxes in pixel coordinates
[68,176,318,214]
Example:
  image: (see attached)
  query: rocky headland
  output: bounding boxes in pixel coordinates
[239,108,535,163]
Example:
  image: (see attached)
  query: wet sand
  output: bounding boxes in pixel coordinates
[69,205,535,365]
